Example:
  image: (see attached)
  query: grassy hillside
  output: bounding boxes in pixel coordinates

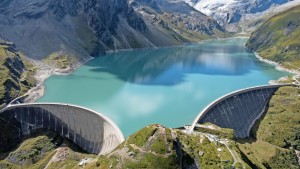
[43,51,80,70]
[0,125,250,169]
[0,85,299,168]
[0,41,36,105]
[1,114,299,169]
[246,5,300,69]
[0,130,96,169]
[236,85,300,169]
[244,6,300,169]
[253,86,300,149]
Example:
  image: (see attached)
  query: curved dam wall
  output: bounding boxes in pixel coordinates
[0,103,124,154]
[190,85,289,138]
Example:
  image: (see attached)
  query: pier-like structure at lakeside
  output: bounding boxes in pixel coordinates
[0,103,124,155]
[190,84,291,138]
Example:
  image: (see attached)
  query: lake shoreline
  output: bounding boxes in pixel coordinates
[23,38,298,104]
[24,57,93,103]
[254,52,300,84]
[26,38,293,136]
[24,38,238,103]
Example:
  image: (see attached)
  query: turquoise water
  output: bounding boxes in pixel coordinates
[38,38,290,137]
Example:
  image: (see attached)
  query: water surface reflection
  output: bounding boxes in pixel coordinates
[87,39,256,85]
[39,38,290,137]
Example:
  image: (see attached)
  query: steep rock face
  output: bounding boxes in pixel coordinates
[0,0,137,59]
[131,0,225,41]
[0,0,225,60]
[0,41,36,105]
[246,5,300,68]
[184,0,296,32]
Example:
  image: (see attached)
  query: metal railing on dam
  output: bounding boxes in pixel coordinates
[0,103,125,155]
[190,84,291,138]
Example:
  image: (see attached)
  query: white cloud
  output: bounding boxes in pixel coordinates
[108,87,165,117]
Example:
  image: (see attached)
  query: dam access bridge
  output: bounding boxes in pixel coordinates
[0,103,124,155]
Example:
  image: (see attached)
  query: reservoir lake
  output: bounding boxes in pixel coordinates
[38,38,290,137]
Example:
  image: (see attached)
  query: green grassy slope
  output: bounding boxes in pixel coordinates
[245,7,300,166]
[1,86,299,168]
[0,130,96,169]
[254,86,300,149]
[43,51,80,70]
[246,5,300,69]
[237,85,300,169]
[0,125,249,169]
[86,124,247,169]
[0,41,36,105]
[1,116,299,169]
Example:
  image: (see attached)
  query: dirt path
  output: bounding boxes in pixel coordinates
[44,147,67,169]
[220,140,243,166]
[129,144,173,158]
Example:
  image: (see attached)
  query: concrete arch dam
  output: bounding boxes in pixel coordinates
[190,84,290,138]
[0,103,125,155]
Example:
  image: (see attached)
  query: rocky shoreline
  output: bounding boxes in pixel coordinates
[20,46,300,104]
[254,52,300,84]
[23,57,93,103]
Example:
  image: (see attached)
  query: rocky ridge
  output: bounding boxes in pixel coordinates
[131,0,225,41]
[246,5,300,71]
[184,0,298,33]
[0,40,36,105]
[0,0,225,61]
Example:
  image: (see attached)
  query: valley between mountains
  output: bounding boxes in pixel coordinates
[0,0,300,169]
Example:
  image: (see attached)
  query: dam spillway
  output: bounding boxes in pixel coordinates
[190,85,289,138]
[0,103,124,154]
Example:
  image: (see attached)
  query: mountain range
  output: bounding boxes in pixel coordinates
[0,0,299,61]
[0,0,225,62]
[184,0,300,32]
[0,1,300,168]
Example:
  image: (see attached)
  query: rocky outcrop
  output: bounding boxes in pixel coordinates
[0,0,225,60]
[131,0,225,40]
[246,5,300,68]
[0,0,223,60]
[184,0,297,32]
[0,41,36,104]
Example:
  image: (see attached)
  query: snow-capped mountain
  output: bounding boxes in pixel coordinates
[184,0,299,33]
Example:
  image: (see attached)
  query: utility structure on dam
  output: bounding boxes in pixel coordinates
[190,84,290,138]
[0,103,124,155]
